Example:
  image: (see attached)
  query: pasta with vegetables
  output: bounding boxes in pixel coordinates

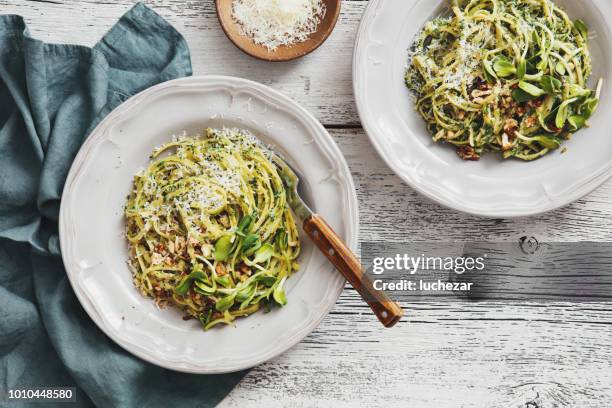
[405,0,603,161]
[125,128,300,330]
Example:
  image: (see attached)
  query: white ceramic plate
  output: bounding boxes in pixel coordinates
[59,76,358,373]
[354,0,612,218]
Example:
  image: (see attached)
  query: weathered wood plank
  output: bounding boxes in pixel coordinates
[220,128,612,407]
[1,0,367,125]
[214,130,612,408]
[221,300,612,408]
[335,128,612,243]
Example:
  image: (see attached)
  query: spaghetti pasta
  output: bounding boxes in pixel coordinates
[124,128,300,330]
[405,0,602,161]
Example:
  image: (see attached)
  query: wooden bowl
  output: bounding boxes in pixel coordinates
[216,0,341,62]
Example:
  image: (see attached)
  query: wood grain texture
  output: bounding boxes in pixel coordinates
[0,0,365,126]
[221,129,612,408]
[2,1,612,406]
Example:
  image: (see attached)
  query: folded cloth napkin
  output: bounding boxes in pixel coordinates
[0,3,245,407]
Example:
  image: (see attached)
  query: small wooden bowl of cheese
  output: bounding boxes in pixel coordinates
[216,0,341,62]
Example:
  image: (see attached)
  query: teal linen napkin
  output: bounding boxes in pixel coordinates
[0,3,245,406]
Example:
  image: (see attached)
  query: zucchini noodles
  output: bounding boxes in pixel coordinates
[125,128,300,330]
[405,0,603,161]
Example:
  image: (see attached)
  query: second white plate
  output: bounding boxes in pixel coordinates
[59,76,359,373]
[354,0,612,218]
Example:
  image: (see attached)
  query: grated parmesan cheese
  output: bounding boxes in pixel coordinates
[232,0,326,51]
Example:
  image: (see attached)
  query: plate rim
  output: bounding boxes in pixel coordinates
[59,75,359,373]
[352,0,612,218]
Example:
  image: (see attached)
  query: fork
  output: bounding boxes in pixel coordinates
[272,154,404,328]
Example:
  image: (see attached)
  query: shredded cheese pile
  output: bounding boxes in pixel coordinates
[232,0,326,51]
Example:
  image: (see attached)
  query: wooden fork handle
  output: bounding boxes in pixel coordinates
[303,214,404,328]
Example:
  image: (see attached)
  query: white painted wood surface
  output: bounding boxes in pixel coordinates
[3,0,612,406]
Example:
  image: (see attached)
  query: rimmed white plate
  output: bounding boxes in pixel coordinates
[59,76,358,373]
[354,0,612,218]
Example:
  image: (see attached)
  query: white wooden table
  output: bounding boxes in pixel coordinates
[4,1,612,406]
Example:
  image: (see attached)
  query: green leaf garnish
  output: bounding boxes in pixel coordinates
[215,294,236,312]
[517,60,527,79]
[555,62,566,76]
[512,88,538,103]
[174,270,207,296]
[175,276,192,296]
[241,234,261,256]
[256,274,277,287]
[253,243,275,264]
[532,135,561,150]
[493,56,516,78]
[581,98,600,119]
[569,84,591,98]
[236,283,256,303]
[193,279,216,295]
[555,98,578,129]
[519,81,546,97]
[540,75,562,94]
[568,115,587,130]
[214,235,233,261]
[273,277,288,306]
[237,214,253,235]
[215,274,232,288]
